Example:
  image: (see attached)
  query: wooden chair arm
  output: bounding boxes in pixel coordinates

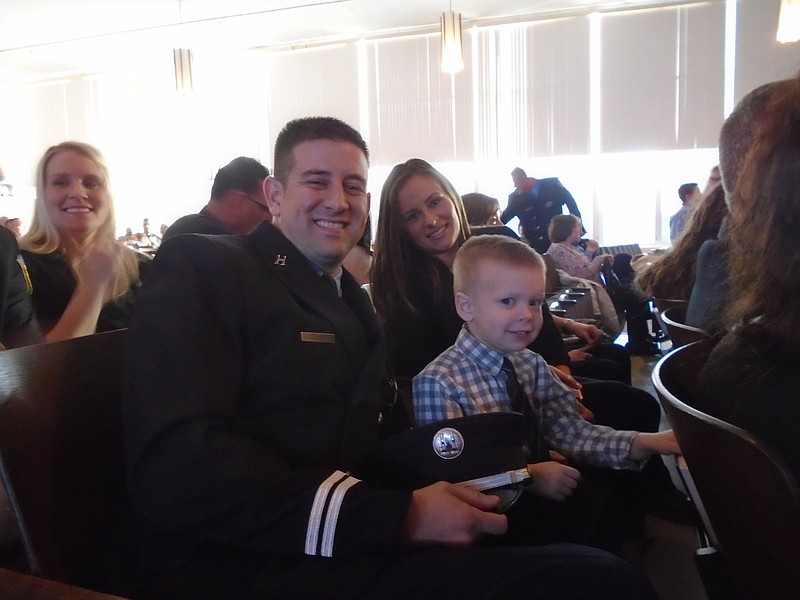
[0,568,130,600]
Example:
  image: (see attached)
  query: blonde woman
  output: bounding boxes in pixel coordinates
[20,141,144,340]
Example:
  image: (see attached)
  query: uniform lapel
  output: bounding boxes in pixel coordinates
[248,222,371,370]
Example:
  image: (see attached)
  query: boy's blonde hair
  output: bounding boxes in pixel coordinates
[453,235,545,294]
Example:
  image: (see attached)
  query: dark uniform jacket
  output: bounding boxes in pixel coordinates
[502,177,582,253]
[0,228,41,347]
[122,222,411,593]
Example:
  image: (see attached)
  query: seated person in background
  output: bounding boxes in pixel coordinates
[0,227,43,348]
[462,191,521,239]
[502,167,583,253]
[122,116,655,600]
[461,192,501,226]
[701,165,722,196]
[547,215,656,355]
[163,156,270,241]
[413,235,680,550]
[686,77,794,333]
[669,183,702,243]
[546,215,612,281]
[4,218,22,239]
[19,141,145,339]
[697,73,800,482]
[634,185,727,302]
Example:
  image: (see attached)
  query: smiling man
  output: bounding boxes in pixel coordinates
[122,117,656,600]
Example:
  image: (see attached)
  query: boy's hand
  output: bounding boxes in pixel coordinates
[403,482,508,546]
[528,461,581,502]
[630,430,681,461]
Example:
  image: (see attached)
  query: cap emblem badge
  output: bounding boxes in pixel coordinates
[432,427,464,460]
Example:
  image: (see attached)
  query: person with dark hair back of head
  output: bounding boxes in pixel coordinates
[686,76,796,332]
[163,156,271,241]
[122,118,656,600]
[697,72,800,484]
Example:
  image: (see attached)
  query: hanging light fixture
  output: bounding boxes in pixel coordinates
[440,9,464,74]
[777,0,800,43]
[173,48,194,95]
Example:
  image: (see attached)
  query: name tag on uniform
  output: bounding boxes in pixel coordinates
[300,332,336,344]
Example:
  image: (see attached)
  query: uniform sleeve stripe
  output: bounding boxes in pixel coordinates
[320,475,359,557]
[305,471,359,556]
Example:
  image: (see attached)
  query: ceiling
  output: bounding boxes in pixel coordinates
[0,0,697,83]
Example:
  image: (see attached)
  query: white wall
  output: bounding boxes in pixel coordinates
[0,0,797,244]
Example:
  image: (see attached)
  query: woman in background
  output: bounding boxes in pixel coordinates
[547,215,656,356]
[19,141,145,340]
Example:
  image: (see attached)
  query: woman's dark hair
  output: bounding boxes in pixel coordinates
[634,185,728,301]
[724,74,800,343]
[371,159,469,324]
[547,214,581,244]
[461,192,500,226]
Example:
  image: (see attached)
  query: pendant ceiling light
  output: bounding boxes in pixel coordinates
[173,48,194,95]
[777,0,800,43]
[441,10,464,74]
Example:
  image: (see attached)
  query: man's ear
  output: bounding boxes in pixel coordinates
[264,176,283,219]
[454,291,474,322]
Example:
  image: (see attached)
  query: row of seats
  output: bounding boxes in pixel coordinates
[0,329,131,598]
[653,338,800,600]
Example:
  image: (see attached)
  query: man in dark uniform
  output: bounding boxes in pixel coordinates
[121,117,655,600]
[0,227,42,348]
[502,166,583,253]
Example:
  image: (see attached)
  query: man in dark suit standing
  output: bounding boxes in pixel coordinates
[121,117,655,600]
[502,166,583,253]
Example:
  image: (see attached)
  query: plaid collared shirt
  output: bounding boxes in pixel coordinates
[413,326,640,469]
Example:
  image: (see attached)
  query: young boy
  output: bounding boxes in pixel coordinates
[413,235,679,527]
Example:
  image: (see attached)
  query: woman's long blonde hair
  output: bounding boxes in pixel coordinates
[20,141,139,297]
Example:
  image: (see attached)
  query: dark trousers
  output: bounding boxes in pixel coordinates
[577,378,678,532]
[571,342,632,385]
[132,542,656,600]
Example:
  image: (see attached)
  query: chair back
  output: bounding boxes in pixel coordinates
[542,253,562,294]
[653,339,800,600]
[660,303,709,347]
[0,329,131,593]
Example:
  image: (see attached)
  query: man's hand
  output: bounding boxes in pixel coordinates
[548,365,593,420]
[528,461,581,501]
[568,348,593,362]
[630,430,681,461]
[402,482,508,546]
[569,321,603,346]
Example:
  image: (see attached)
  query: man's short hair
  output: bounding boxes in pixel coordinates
[210,157,270,200]
[511,167,527,178]
[273,117,369,184]
[454,235,545,295]
[678,183,699,203]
